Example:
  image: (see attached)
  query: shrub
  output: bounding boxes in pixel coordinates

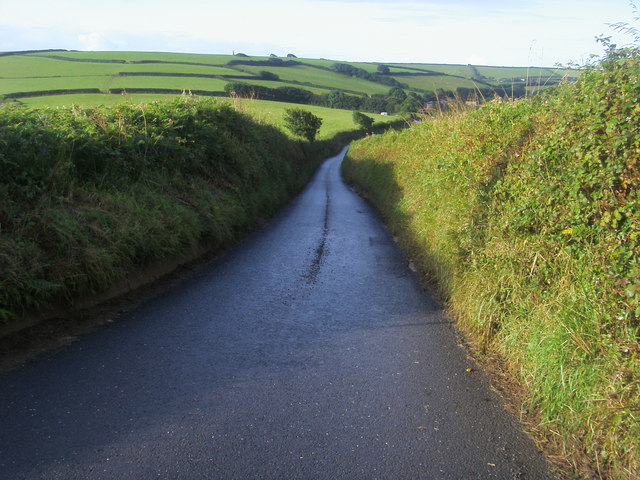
[259,70,279,81]
[283,108,323,142]
[352,111,374,131]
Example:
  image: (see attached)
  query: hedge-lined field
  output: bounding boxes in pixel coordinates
[343,49,639,479]
[1,50,577,112]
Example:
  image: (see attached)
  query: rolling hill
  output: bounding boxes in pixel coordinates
[0,50,577,111]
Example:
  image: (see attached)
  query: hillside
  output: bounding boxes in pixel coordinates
[0,50,576,112]
[343,46,640,479]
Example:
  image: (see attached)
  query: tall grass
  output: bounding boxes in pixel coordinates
[343,49,640,479]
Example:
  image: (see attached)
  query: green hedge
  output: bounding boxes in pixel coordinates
[0,98,317,333]
[343,49,640,479]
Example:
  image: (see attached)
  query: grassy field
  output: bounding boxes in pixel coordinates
[228,64,392,94]
[119,64,250,75]
[227,79,334,95]
[388,62,574,82]
[0,76,108,95]
[475,65,565,79]
[1,50,576,109]
[16,93,186,107]
[343,49,639,479]
[389,62,473,76]
[391,74,479,91]
[230,97,396,139]
[107,76,229,92]
[29,50,241,64]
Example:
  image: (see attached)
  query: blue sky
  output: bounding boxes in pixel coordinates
[1,0,638,66]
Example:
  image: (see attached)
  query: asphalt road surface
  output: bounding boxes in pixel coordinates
[0,147,554,479]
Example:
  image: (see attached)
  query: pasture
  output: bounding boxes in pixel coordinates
[1,50,575,109]
[230,97,396,139]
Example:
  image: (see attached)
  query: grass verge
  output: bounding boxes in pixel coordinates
[342,49,640,479]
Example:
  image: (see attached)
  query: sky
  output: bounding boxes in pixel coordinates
[1,0,639,67]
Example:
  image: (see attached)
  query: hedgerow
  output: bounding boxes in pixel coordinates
[343,48,640,479]
[0,98,316,333]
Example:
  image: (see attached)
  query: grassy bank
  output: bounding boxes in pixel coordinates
[342,49,639,479]
[0,98,331,336]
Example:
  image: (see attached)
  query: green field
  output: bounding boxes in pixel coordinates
[29,50,241,64]
[228,64,391,95]
[229,78,334,95]
[391,74,479,92]
[1,50,577,110]
[389,63,473,76]
[0,75,110,95]
[388,62,575,83]
[107,76,229,92]
[229,98,395,139]
[16,93,187,107]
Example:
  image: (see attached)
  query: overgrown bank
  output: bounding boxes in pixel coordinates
[342,49,639,479]
[0,98,360,337]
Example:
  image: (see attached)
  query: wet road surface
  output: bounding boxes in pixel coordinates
[0,147,554,479]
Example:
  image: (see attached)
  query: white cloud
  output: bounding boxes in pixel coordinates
[466,55,488,65]
[78,32,105,51]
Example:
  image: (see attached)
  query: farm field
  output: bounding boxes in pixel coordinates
[388,62,575,80]
[107,76,229,92]
[17,93,188,107]
[228,64,392,95]
[0,76,110,95]
[230,98,395,139]
[392,74,478,92]
[0,50,577,110]
[389,63,474,77]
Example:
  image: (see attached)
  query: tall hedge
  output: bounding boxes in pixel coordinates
[343,48,640,478]
[0,98,314,333]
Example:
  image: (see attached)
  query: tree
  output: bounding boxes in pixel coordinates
[352,111,374,132]
[400,97,422,114]
[361,94,388,113]
[283,108,322,142]
[422,91,437,102]
[325,90,362,110]
[259,70,279,81]
[377,64,390,74]
[388,87,407,101]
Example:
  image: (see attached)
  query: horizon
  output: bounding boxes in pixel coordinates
[2,1,639,68]
[0,47,580,70]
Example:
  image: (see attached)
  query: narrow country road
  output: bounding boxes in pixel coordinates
[0,147,554,479]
